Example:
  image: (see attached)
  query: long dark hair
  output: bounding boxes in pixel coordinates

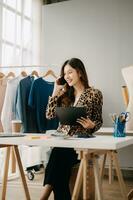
[57,58,89,107]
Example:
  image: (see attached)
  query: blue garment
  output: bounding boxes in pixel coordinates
[15,76,37,133]
[28,78,58,132]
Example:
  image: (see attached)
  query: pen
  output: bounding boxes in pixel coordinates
[26,136,41,139]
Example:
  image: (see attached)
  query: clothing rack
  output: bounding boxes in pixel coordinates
[0,65,56,68]
[0,65,58,79]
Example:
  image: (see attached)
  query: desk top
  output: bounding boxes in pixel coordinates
[0,129,133,150]
[97,127,133,134]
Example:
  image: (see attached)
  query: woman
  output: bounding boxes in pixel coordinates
[40,58,103,200]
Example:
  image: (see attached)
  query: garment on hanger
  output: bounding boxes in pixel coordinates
[6,71,15,78]
[43,69,57,79]
[28,77,59,132]
[0,77,8,132]
[31,70,39,78]
[21,71,27,77]
[15,76,38,133]
[0,67,54,180]
[1,75,24,132]
[0,72,5,79]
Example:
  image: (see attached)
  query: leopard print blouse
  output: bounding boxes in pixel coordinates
[46,87,103,136]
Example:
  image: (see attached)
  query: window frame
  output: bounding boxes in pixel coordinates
[0,0,32,66]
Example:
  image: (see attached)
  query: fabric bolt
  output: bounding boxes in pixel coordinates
[28,78,59,132]
[1,76,23,132]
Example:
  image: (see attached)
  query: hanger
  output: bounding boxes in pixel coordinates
[43,69,57,79]
[21,71,27,77]
[31,70,39,77]
[6,71,15,78]
[0,72,5,79]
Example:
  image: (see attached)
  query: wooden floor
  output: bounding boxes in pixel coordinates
[0,172,133,200]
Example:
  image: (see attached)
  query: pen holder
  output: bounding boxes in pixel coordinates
[113,117,126,137]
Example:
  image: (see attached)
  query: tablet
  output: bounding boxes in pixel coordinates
[56,107,87,125]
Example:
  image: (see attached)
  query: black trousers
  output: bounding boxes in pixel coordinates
[43,147,79,200]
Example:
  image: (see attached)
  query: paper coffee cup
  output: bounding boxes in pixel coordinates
[11,120,22,133]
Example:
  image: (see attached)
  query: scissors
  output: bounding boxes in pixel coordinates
[110,113,118,122]
[119,112,130,122]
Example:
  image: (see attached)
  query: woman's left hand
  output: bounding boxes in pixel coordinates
[76,117,95,129]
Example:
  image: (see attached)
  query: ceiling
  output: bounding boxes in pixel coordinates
[43,0,70,5]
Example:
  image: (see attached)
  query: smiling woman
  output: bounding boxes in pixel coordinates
[40,58,103,200]
[49,58,103,135]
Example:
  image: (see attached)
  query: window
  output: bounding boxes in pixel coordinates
[0,0,32,67]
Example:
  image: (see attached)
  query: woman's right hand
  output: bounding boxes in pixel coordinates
[52,78,66,97]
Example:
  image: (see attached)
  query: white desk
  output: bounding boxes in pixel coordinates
[97,127,133,135]
[0,132,133,150]
[0,129,133,200]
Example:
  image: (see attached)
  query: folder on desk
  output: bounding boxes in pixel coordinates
[0,133,26,137]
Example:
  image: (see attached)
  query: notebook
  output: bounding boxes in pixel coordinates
[56,107,87,125]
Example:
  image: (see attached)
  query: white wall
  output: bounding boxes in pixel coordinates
[41,0,133,169]
[41,0,133,127]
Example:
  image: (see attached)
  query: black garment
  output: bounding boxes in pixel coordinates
[28,78,59,132]
[43,147,79,200]
[15,76,37,132]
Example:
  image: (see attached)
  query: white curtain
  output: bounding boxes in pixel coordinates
[32,0,43,66]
